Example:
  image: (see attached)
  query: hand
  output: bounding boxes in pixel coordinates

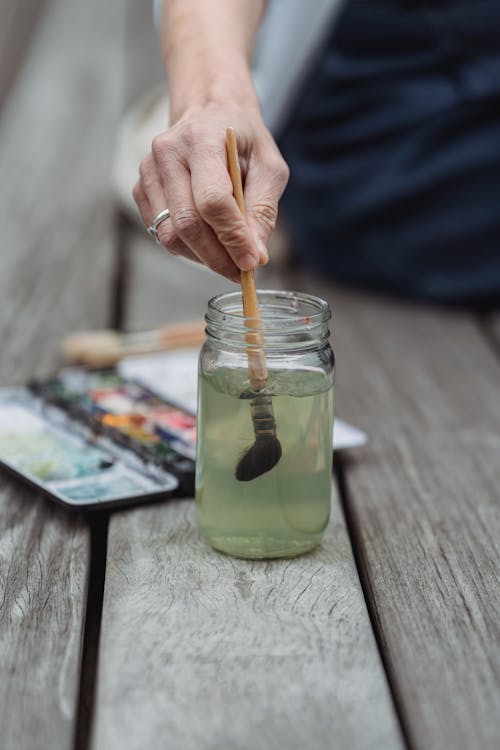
[133,103,289,282]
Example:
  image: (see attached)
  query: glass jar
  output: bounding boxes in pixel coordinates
[196,290,334,559]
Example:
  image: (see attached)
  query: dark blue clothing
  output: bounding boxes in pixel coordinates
[278,0,500,304]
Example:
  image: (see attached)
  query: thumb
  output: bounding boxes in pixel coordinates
[243,154,289,265]
[244,196,278,266]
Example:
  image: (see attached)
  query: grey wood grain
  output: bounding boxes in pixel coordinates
[93,495,403,750]
[286,274,500,750]
[123,230,234,330]
[0,0,121,379]
[97,47,403,733]
[105,179,500,749]
[0,0,46,110]
[0,0,121,746]
[99,170,402,746]
[122,0,164,109]
[0,486,91,749]
[487,312,500,355]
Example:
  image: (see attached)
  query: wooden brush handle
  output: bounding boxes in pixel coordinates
[157,320,206,348]
[225,128,268,390]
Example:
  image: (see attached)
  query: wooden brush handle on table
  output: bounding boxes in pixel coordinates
[155,320,206,349]
[61,320,206,367]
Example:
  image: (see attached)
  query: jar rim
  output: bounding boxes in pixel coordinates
[205,290,331,350]
[207,289,331,325]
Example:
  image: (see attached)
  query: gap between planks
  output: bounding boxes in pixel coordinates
[478,311,500,362]
[310,280,500,750]
[92,493,404,750]
[0,0,122,746]
[334,458,415,750]
[74,514,109,750]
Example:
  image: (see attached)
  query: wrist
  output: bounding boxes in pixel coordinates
[167,55,260,124]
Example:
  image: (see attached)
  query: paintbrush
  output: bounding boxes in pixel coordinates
[225,128,282,482]
[61,320,205,367]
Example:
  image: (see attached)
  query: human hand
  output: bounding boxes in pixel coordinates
[133,104,289,282]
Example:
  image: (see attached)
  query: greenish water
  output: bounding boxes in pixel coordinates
[195,367,334,559]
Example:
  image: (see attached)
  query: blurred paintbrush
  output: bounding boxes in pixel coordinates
[61,320,205,367]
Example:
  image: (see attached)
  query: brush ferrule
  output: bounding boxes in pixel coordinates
[250,396,277,439]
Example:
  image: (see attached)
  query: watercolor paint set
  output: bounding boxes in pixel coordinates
[0,367,198,510]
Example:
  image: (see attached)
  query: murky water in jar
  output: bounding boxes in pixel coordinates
[195,366,334,559]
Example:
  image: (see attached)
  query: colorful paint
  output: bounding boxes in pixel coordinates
[0,383,188,508]
[0,404,110,480]
[37,368,198,454]
[50,465,162,504]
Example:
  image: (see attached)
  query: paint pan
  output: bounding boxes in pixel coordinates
[0,388,180,510]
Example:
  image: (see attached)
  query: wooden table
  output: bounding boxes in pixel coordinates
[1,2,499,749]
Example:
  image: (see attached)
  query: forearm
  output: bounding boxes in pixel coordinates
[160,0,266,121]
[135,0,288,281]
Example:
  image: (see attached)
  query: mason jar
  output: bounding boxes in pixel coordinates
[195,290,334,559]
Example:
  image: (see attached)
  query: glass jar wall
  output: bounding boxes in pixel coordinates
[196,290,334,559]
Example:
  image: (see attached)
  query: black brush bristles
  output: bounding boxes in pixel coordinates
[236,394,282,481]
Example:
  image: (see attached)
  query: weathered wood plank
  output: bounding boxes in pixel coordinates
[122,0,164,109]
[123,230,234,330]
[93,493,403,750]
[289,274,500,750]
[96,4,400,744]
[0,0,46,109]
[0,486,90,749]
[486,312,500,354]
[0,0,121,746]
[96,144,403,749]
[0,0,122,376]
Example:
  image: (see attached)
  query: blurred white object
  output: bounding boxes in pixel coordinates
[252,0,344,134]
[113,83,168,221]
[119,349,368,451]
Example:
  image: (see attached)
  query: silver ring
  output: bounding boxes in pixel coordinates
[147,208,171,245]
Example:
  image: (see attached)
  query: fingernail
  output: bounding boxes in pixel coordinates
[258,240,269,264]
[239,253,259,271]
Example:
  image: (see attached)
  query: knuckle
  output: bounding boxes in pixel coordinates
[267,157,290,188]
[152,133,177,163]
[217,224,249,253]
[157,223,175,248]
[138,156,159,192]
[151,133,167,158]
[171,208,202,243]
[180,121,215,149]
[180,121,196,145]
[277,159,290,184]
[138,159,149,181]
[132,182,141,202]
[198,189,229,220]
[251,201,278,232]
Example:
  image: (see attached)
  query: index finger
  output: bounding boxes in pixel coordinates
[190,150,262,271]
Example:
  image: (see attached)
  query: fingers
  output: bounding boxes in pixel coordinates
[133,118,289,283]
[132,162,204,269]
[132,180,154,226]
[132,182,202,266]
[135,150,240,282]
[189,150,265,270]
[152,138,241,281]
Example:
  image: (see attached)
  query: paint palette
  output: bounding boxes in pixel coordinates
[0,367,198,510]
